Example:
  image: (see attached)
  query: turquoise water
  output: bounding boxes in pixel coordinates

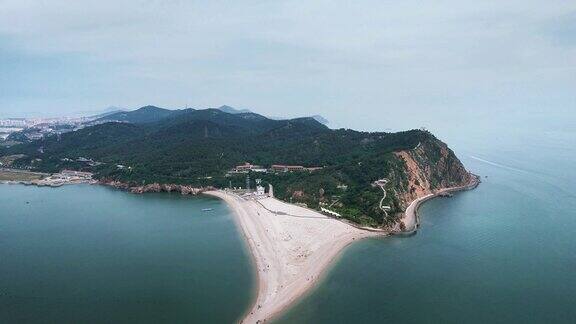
[0,185,253,323]
[278,126,576,323]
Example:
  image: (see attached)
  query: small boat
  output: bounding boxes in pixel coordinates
[202,208,214,212]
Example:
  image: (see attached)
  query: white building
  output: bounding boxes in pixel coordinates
[321,207,341,217]
[256,185,265,196]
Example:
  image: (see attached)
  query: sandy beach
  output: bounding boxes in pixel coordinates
[205,191,378,323]
[206,176,479,323]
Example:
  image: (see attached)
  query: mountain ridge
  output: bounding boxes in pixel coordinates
[1,108,471,227]
[93,104,331,127]
[94,105,179,124]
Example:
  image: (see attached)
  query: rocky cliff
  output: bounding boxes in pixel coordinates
[390,137,473,211]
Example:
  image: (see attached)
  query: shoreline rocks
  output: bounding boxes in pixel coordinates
[98,178,212,195]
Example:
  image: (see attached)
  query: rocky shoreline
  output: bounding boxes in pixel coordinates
[399,173,481,234]
[98,178,213,195]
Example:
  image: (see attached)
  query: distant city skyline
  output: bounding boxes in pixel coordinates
[1,1,575,132]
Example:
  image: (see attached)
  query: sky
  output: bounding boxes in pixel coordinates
[0,0,575,132]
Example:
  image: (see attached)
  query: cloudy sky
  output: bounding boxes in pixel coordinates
[1,0,574,131]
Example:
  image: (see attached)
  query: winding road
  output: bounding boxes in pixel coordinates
[374,179,391,217]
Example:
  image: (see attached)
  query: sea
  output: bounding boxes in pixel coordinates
[1,115,575,323]
[277,115,576,323]
[0,186,253,323]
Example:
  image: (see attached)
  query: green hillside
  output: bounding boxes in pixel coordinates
[94,105,181,124]
[1,108,469,227]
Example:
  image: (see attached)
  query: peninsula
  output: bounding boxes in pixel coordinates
[0,105,478,322]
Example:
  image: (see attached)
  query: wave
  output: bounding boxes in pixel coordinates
[469,155,576,209]
[468,155,529,173]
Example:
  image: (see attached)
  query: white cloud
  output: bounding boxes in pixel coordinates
[0,0,574,129]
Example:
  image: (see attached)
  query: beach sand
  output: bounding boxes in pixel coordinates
[206,176,479,323]
[205,191,378,323]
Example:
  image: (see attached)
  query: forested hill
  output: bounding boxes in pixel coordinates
[93,105,182,124]
[1,107,471,227]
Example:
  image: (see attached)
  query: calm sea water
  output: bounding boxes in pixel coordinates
[2,121,574,323]
[278,125,576,323]
[0,185,253,323]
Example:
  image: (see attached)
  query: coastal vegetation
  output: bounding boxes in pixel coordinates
[0,107,471,227]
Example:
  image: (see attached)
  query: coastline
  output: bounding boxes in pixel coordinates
[0,168,94,187]
[2,170,480,323]
[98,178,210,195]
[204,190,379,323]
[206,176,480,323]
[400,174,481,233]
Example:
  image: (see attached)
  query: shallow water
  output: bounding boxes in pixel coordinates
[0,185,253,323]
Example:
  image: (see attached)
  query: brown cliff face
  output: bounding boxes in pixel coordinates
[392,138,472,211]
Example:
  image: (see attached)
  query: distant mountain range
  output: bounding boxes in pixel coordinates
[88,107,128,119]
[215,105,252,115]
[94,105,330,126]
[94,105,178,124]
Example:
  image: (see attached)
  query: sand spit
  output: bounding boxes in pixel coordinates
[205,191,379,323]
[206,176,480,322]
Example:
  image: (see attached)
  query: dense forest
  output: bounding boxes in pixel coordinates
[0,107,469,227]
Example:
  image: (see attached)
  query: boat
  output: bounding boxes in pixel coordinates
[202,208,213,212]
